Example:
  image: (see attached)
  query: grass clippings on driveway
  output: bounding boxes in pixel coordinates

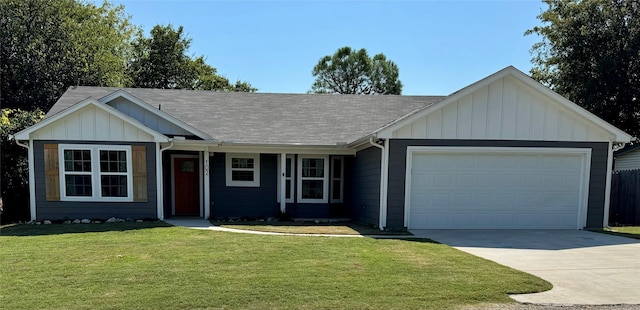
[0,223,550,309]
[214,220,410,235]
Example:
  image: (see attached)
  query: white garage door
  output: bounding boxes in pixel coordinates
[407,148,589,229]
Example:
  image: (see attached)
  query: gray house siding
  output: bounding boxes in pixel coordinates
[210,153,279,218]
[347,146,381,226]
[33,140,157,220]
[386,139,609,229]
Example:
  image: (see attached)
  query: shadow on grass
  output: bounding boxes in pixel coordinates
[212,220,412,236]
[0,221,172,237]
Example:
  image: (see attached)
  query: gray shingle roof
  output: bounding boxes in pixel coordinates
[48,87,445,145]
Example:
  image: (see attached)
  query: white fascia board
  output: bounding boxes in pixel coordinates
[99,89,214,141]
[13,97,168,142]
[375,66,632,143]
[167,140,357,155]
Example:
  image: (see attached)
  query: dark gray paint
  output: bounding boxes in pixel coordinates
[210,153,279,218]
[33,141,157,220]
[386,139,609,229]
[347,146,381,226]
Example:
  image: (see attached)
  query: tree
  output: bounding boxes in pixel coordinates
[310,46,402,95]
[128,24,256,92]
[0,109,43,223]
[526,0,640,137]
[0,0,138,111]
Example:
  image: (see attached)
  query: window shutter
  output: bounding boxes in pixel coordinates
[44,144,60,201]
[132,145,147,202]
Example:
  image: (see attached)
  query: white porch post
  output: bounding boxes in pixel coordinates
[280,153,286,214]
[203,150,211,219]
[155,142,164,220]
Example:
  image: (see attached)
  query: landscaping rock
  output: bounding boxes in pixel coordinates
[35,221,41,225]
[72,219,81,224]
[125,217,133,222]
[93,220,102,224]
[135,219,143,223]
[43,220,51,225]
[63,220,71,224]
[81,219,91,224]
[106,217,117,223]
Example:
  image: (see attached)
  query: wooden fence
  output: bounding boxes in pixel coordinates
[610,169,640,225]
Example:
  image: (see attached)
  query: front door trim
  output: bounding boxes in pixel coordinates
[170,154,201,216]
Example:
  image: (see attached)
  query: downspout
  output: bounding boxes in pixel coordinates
[11,136,36,221]
[369,137,387,231]
[156,140,174,220]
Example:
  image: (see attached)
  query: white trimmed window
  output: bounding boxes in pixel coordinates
[277,155,294,203]
[330,156,344,203]
[226,153,260,187]
[297,155,329,203]
[59,144,133,201]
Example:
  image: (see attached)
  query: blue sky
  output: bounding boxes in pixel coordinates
[108,0,546,95]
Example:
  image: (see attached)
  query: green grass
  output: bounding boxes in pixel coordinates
[0,223,551,309]
[215,221,411,235]
[605,226,640,239]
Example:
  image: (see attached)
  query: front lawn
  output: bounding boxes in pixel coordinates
[0,223,550,309]
[215,220,411,235]
[605,226,640,239]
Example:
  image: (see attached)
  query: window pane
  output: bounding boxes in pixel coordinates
[332,180,341,200]
[232,170,254,181]
[302,180,323,199]
[285,158,292,178]
[64,149,91,172]
[333,159,342,178]
[285,180,291,199]
[101,175,128,197]
[65,175,92,196]
[232,158,254,169]
[180,161,195,172]
[302,158,324,178]
[100,150,127,172]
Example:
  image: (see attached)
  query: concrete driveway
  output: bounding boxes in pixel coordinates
[410,230,640,305]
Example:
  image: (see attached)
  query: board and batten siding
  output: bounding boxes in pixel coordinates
[347,146,381,226]
[385,140,609,229]
[210,153,279,218]
[615,149,640,171]
[107,97,193,136]
[31,105,155,142]
[33,141,157,220]
[392,76,612,142]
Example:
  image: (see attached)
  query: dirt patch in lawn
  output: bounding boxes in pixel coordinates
[213,221,412,236]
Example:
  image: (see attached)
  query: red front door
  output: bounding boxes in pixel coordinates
[174,157,199,215]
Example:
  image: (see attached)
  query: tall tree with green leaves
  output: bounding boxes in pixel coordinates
[128,24,256,92]
[526,0,640,137]
[0,0,138,111]
[310,46,402,95]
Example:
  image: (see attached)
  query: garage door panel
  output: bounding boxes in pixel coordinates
[408,150,585,229]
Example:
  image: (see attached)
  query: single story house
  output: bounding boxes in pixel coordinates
[614,144,640,171]
[13,66,632,230]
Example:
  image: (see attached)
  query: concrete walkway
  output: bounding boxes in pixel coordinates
[410,229,640,305]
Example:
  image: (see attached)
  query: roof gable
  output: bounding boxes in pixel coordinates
[377,66,632,143]
[99,90,212,140]
[13,98,168,142]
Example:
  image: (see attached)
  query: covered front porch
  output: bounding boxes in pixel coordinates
[157,141,356,221]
